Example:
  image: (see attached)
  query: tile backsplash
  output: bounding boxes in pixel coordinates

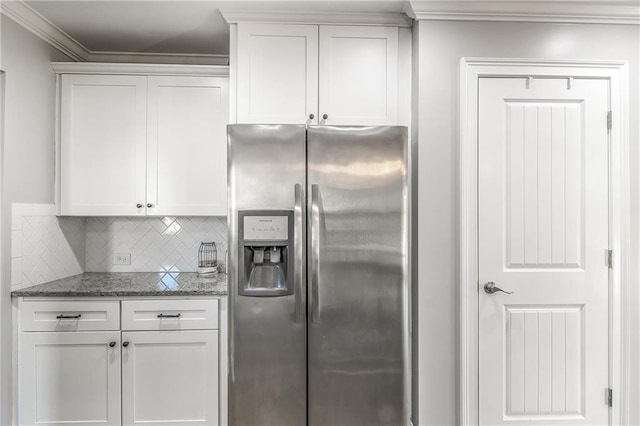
[85,216,227,273]
[11,204,85,290]
[10,204,228,288]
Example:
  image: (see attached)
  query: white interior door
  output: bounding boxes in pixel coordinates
[478,77,609,425]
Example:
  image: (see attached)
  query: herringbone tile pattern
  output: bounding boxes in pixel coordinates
[85,216,227,272]
[11,203,85,289]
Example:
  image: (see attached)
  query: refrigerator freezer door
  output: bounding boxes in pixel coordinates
[228,124,306,426]
[307,126,409,425]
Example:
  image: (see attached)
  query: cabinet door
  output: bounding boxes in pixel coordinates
[121,330,219,425]
[237,23,318,124]
[318,26,398,125]
[20,331,121,426]
[147,76,229,216]
[60,74,147,216]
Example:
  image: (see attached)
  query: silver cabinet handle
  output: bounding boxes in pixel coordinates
[56,314,81,319]
[146,203,154,208]
[484,281,513,295]
[310,184,320,323]
[322,113,328,120]
[136,203,143,208]
[157,313,181,318]
[294,184,305,323]
[309,113,315,120]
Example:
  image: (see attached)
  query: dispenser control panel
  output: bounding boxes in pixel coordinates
[243,216,288,241]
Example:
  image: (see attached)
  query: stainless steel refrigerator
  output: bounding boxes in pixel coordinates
[228,124,409,426]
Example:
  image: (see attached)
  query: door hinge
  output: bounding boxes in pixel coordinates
[607,249,613,268]
[607,111,612,132]
[607,388,613,407]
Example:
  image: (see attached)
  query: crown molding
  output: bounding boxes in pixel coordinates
[86,51,229,66]
[406,1,640,24]
[220,10,414,27]
[0,1,89,61]
[1,1,231,64]
[52,62,229,77]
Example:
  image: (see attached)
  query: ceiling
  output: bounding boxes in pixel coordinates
[22,0,408,60]
[7,0,639,64]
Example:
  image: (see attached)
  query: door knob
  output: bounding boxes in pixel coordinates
[309,113,315,120]
[122,341,129,347]
[136,203,143,208]
[146,203,153,208]
[484,281,513,295]
[108,341,116,347]
[322,113,328,120]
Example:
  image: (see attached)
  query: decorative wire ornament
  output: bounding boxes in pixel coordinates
[198,242,218,268]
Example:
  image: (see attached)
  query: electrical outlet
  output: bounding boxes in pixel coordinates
[112,253,131,265]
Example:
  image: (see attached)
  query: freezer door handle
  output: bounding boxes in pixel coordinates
[310,183,320,323]
[294,183,305,323]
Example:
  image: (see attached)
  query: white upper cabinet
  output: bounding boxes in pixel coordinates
[60,75,147,216]
[235,23,399,125]
[237,24,318,124]
[318,26,398,125]
[147,76,229,216]
[56,65,229,217]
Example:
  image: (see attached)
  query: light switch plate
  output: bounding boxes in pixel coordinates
[112,253,131,265]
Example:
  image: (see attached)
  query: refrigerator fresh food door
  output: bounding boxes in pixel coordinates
[228,124,306,426]
[307,126,409,425]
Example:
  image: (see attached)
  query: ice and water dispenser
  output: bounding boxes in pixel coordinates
[238,211,294,296]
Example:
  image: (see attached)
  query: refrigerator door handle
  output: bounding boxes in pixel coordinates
[310,183,320,323]
[294,183,305,323]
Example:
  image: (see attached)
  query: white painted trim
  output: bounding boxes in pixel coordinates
[228,23,238,124]
[0,1,231,64]
[459,58,630,425]
[220,10,413,27]
[409,1,640,24]
[51,62,229,77]
[86,52,229,66]
[0,1,88,61]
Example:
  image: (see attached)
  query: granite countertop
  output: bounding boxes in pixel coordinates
[11,272,227,297]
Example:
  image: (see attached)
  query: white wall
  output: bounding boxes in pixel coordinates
[414,20,640,425]
[0,15,72,424]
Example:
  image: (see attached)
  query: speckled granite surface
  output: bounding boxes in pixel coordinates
[11,272,227,297]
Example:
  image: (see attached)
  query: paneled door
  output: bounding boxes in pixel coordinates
[146,76,229,216]
[59,74,147,216]
[478,77,609,425]
[20,331,121,426]
[236,23,318,124]
[121,330,219,425]
[318,26,398,125]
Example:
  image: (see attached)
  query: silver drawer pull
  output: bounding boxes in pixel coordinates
[56,314,81,319]
[157,313,181,318]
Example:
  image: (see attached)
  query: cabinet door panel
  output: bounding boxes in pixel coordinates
[20,331,121,426]
[147,76,229,216]
[319,26,398,125]
[237,23,318,124]
[122,330,219,425]
[60,74,147,216]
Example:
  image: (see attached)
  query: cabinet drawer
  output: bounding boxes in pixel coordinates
[121,299,218,331]
[20,300,120,332]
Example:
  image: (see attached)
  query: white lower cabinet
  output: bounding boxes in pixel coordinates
[121,330,219,425]
[20,331,122,426]
[18,298,225,426]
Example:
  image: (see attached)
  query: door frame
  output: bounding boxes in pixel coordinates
[459,58,630,425]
